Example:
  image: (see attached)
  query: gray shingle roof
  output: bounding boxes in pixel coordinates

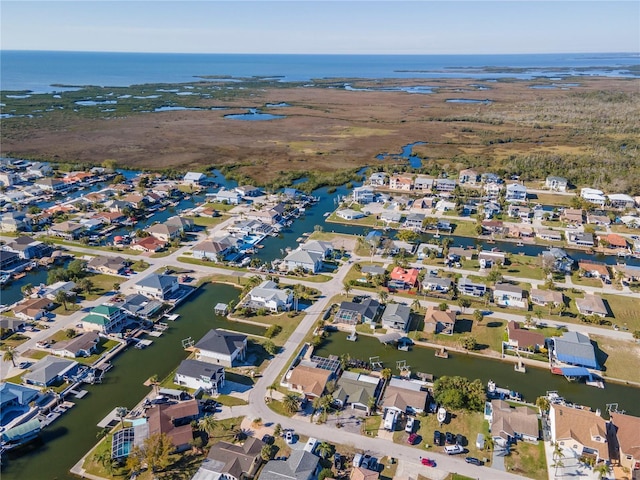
[176,359,224,380]
[260,450,319,480]
[195,329,246,355]
[135,273,177,290]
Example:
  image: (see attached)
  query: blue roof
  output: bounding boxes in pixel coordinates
[560,367,591,377]
[554,332,598,369]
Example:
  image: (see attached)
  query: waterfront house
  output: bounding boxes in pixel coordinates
[134,273,179,300]
[174,359,225,395]
[483,201,502,219]
[193,437,264,480]
[422,276,453,294]
[2,236,52,259]
[609,412,640,473]
[364,230,383,248]
[81,305,128,334]
[183,171,206,185]
[285,364,332,399]
[131,235,166,252]
[448,246,474,261]
[35,177,68,193]
[334,298,382,325]
[434,199,455,213]
[403,212,425,231]
[567,232,595,247]
[607,193,635,209]
[379,209,403,224]
[505,321,545,353]
[0,250,23,272]
[332,371,381,414]
[389,175,413,191]
[0,382,41,425]
[48,221,85,240]
[92,211,126,225]
[580,188,607,207]
[299,240,334,259]
[41,280,76,301]
[121,193,146,209]
[587,213,611,226]
[435,178,457,193]
[247,280,294,312]
[215,188,242,205]
[388,266,419,290]
[459,169,480,185]
[537,229,563,242]
[505,183,527,202]
[165,215,194,233]
[260,450,320,480]
[336,208,364,220]
[541,247,574,273]
[552,331,598,369]
[423,306,456,335]
[381,377,428,414]
[529,289,564,308]
[0,212,26,232]
[194,329,247,367]
[493,283,527,309]
[235,185,262,198]
[507,204,532,223]
[478,250,506,268]
[284,249,324,274]
[576,294,609,318]
[457,277,487,298]
[549,403,610,463]
[487,400,539,447]
[147,399,199,452]
[414,176,434,192]
[120,293,164,319]
[147,223,181,242]
[545,176,568,192]
[88,255,128,275]
[481,220,505,235]
[50,332,100,358]
[417,242,443,258]
[13,297,54,321]
[352,185,375,204]
[603,233,628,252]
[23,356,79,387]
[578,262,611,284]
[192,237,236,261]
[369,172,387,186]
[381,303,412,332]
[613,264,640,284]
[0,171,17,187]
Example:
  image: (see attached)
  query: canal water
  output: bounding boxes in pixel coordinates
[0,282,255,480]
[314,331,640,417]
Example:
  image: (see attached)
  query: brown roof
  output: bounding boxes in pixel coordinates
[610,412,640,460]
[491,400,539,441]
[606,234,628,248]
[288,365,331,397]
[423,307,456,332]
[14,297,53,316]
[578,262,610,277]
[530,289,564,305]
[53,331,99,354]
[207,437,264,478]
[381,384,428,412]
[507,321,545,348]
[552,404,609,460]
[350,467,380,480]
[576,294,608,316]
[147,400,199,448]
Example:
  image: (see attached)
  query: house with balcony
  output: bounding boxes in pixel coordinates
[369,172,387,186]
[82,305,128,334]
[493,283,527,309]
[183,171,206,185]
[414,176,434,193]
[580,188,606,207]
[457,278,487,298]
[552,331,598,369]
[352,185,375,204]
[545,176,568,192]
[192,237,237,261]
[35,177,68,193]
[48,221,85,240]
[403,212,425,231]
[389,175,413,191]
[505,321,545,353]
[246,280,293,312]
[284,249,324,274]
[194,329,247,367]
[505,183,527,202]
[423,307,456,335]
[550,404,610,464]
[484,181,503,200]
[609,412,640,474]
[147,223,181,242]
[215,188,242,205]
[607,193,635,209]
[381,303,412,332]
[2,236,52,260]
[459,169,479,185]
[435,178,457,193]
[174,359,225,395]
[567,232,595,248]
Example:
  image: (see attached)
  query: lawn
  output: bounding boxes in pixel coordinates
[529,192,573,207]
[326,212,380,227]
[82,273,123,300]
[185,215,227,228]
[233,311,302,345]
[591,334,640,383]
[23,349,49,360]
[570,273,603,289]
[601,294,640,331]
[75,339,120,366]
[504,255,546,281]
[362,414,382,437]
[215,394,249,407]
[504,440,548,480]
[0,332,31,350]
[415,317,506,354]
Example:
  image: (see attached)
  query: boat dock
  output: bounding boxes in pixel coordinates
[135,339,153,349]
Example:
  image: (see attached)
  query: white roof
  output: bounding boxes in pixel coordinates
[607,193,634,202]
[184,172,206,180]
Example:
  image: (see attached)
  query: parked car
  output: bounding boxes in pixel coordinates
[421,458,436,467]
[18,362,31,369]
[444,444,464,455]
[456,433,465,446]
[405,416,415,433]
[407,433,418,445]
[285,430,294,444]
[445,432,455,444]
[334,453,344,470]
[261,434,274,445]
[465,457,483,466]
[353,453,363,468]
[433,430,443,446]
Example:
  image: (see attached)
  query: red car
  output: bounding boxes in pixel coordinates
[407,433,418,444]
[421,458,436,467]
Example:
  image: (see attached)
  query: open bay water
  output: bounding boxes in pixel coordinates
[1,51,639,92]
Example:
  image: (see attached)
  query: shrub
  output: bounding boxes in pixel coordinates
[264,325,282,339]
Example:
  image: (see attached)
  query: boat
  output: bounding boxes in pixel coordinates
[12,272,26,280]
[0,274,11,286]
[437,407,447,424]
[346,332,358,342]
[435,347,449,358]
[398,344,410,351]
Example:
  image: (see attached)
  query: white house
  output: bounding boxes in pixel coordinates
[299,240,334,259]
[174,359,225,395]
[369,172,387,186]
[183,172,206,185]
[505,183,527,202]
[607,193,635,209]
[492,283,527,309]
[247,280,293,312]
[546,176,568,192]
[580,188,606,207]
[336,209,364,220]
[352,186,375,204]
[194,329,247,367]
[134,273,179,300]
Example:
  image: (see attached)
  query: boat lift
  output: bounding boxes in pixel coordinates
[369,356,383,370]
[181,337,194,349]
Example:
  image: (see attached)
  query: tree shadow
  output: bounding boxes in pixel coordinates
[486,321,503,328]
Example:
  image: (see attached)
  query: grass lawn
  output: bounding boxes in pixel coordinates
[450,221,480,238]
[570,273,603,289]
[23,349,49,360]
[267,399,296,418]
[215,394,249,407]
[601,294,640,331]
[326,212,380,227]
[0,333,31,350]
[82,273,123,300]
[415,317,506,354]
[154,264,192,274]
[234,311,302,345]
[591,334,640,383]
[130,259,151,271]
[52,303,82,316]
[76,339,120,365]
[186,215,227,228]
[202,201,237,213]
[150,246,180,258]
[378,456,399,480]
[504,440,548,480]
[504,255,546,281]
[38,236,141,255]
[362,414,382,437]
[530,192,573,207]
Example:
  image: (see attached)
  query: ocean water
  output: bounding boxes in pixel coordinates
[1,51,638,92]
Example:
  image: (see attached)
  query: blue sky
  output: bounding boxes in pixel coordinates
[1,1,638,54]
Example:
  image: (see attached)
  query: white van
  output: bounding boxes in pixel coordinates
[304,437,318,453]
[444,444,464,455]
[353,453,363,468]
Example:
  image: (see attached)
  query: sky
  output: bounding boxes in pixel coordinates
[1,1,639,55]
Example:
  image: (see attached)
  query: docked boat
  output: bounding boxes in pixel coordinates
[346,332,358,342]
[435,347,449,358]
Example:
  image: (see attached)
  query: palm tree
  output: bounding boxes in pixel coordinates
[316,441,333,459]
[3,347,16,367]
[411,298,421,312]
[116,406,128,428]
[367,397,377,415]
[378,290,389,304]
[21,283,34,297]
[552,459,565,477]
[267,382,278,399]
[198,415,217,439]
[593,462,611,480]
[553,442,565,460]
[473,309,484,323]
[55,290,70,311]
[282,393,301,415]
[381,368,392,382]
[343,282,352,298]
[149,374,160,395]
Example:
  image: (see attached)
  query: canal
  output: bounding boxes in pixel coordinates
[314,331,640,416]
[0,282,257,480]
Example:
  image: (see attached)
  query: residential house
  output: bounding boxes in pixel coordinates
[147,223,181,242]
[381,377,428,414]
[0,212,26,232]
[614,264,640,284]
[192,437,264,480]
[567,232,595,247]
[546,176,568,192]
[541,248,574,274]
[481,220,505,235]
[0,383,40,425]
[247,280,293,312]
[121,193,146,208]
[388,267,419,290]
[449,247,475,261]
[104,199,130,213]
[88,255,128,275]
[549,404,610,463]
[134,273,179,300]
[505,322,545,353]
[414,176,434,192]
[23,356,79,387]
[192,237,236,261]
[487,400,539,447]
[299,240,334,259]
[286,364,332,399]
[580,188,607,207]
[423,307,456,335]
[578,262,611,284]
[165,215,195,233]
[0,317,27,336]
[379,209,402,224]
[50,332,100,358]
[284,249,324,274]
[48,221,85,240]
[609,412,640,473]
[334,298,382,325]
[131,236,166,253]
[478,250,506,268]
[560,208,585,225]
[483,201,502,219]
[0,250,23,272]
[41,281,76,301]
[459,169,480,185]
[484,181,503,200]
[35,177,68,193]
[174,359,225,395]
[352,185,375,204]
[381,303,412,332]
[403,212,425,231]
[92,211,126,225]
[364,230,382,248]
[537,229,563,242]
[0,171,17,187]
[505,183,527,202]
[417,242,443,259]
[457,278,488,298]
[576,294,609,318]
[608,193,635,209]
[389,175,413,191]
[81,305,128,334]
[413,196,435,211]
[235,185,262,197]
[120,293,164,319]
[435,178,457,193]
[369,172,387,186]
[552,331,598,369]
[183,172,206,185]
[332,371,381,414]
[529,289,564,308]
[260,450,320,480]
[422,276,453,294]
[336,209,364,220]
[351,468,380,480]
[215,188,242,205]
[603,234,628,252]
[2,236,52,259]
[493,283,527,309]
[587,214,611,226]
[13,297,54,321]
[507,204,532,223]
[194,329,247,367]
[147,400,199,452]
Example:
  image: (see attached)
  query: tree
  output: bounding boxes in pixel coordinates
[438,301,449,311]
[458,298,471,313]
[149,374,160,395]
[486,268,503,284]
[342,282,352,298]
[381,368,392,381]
[274,423,282,437]
[593,462,611,480]
[535,396,550,413]
[633,330,640,340]
[112,282,121,292]
[261,444,276,462]
[552,459,565,477]
[263,340,278,355]
[3,347,16,367]
[459,335,477,351]
[282,393,301,415]
[93,448,115,475]
[318,468,334,480]
[553,442,565,461]
[267,382,279,399]
[395,229,419,243]
[116,406,128,428]
[339,353,351,371]
[67,259,87,279]
[367,397,377,415]
[77,278,94,295]
[143,432,173,472]
[198,415,217,439]
[65,328,76,338]
[433,376,486,412]
[316,441,334,459]
[483,290,492,306]
[125,445,143,474]
[21,283,34,297]
[473,309,484,323]
[378,290,389,304]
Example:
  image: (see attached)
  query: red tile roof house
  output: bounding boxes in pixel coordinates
[146,399,199,452]
[602,234,629,252]
[609,412,640,472]
[388,266,419,290]
[505,321,546,353]
[578,262,611,284]
[131,236,166,253]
